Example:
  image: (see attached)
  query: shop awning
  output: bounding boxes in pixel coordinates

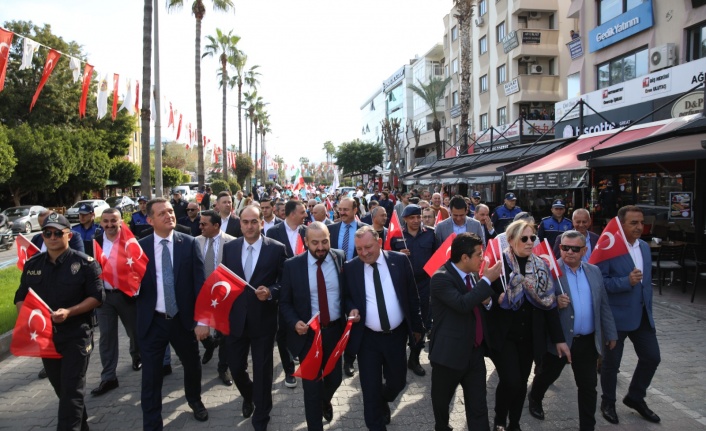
[462,162,508,184]
[582,134,706,167]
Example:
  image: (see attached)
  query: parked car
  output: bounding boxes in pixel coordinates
[65,200,110,223]
[106,196,136,216]
[172,185,194,201]
[2,205,48,234]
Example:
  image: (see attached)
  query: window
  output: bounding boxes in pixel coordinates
[599,0,646,25]
[452,91,459,106]
[497,107,507,126]
[479,75,488,93]
[596,47,648,89]
[497,64,507,84]
[452,58,459,74]
[480,113,488,131]
[451,26,458,41]
[479,36,488,55]
[445,64,449,77]
[496,21,506,43]
[479,0,487,16]
[687,22,706,61]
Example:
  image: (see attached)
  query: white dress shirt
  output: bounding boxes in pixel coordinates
[364,253,404,331]
[220,216,230,233]
[307,252,341,321]
[263,218,276,234]
[241,237,263,276]
[153,231,174,313]
[628,239,644,273]
[284,222,300,255]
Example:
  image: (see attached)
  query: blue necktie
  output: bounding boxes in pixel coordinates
[161,239,178,316]
[244,245,254,282]
[342,224,351,260]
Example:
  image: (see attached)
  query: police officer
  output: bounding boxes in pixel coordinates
[72,203,99,257]
[469,190,482,217]
[129,196,150,237]
[538,199,574,245]
[170,189,189,220]
[390,204,437,377]
[491,192,522,234]
[14,213,104,431]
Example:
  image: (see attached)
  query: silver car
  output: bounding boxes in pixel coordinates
[3,205,48,234]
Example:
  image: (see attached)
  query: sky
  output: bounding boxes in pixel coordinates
[0,0,452,167]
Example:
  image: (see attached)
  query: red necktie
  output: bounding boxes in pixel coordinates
[316,259,330,326]
[465,274,483,347]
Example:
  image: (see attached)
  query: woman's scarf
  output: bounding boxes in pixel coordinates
[502,250,556,310]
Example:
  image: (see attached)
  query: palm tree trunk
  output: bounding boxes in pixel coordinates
[153,0,163,197]
[222,60,228,181]
[254,127,258,189]
[458,1,472,153]
[434,118,442,159]
[195,17,205,188]
[140,0,153,198]
[238,83,243,153]
[248,116,253,156]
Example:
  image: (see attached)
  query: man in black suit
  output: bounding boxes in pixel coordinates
[280,222,347,430]
[215,191,243,238]
[136,198,209,430]
[260,197,282,235]
[222,205,288,431]
[429,233,501,431]
[345,226,424,430]
[473,204,497,246]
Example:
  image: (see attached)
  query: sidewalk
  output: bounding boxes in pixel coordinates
[1,282,705,430]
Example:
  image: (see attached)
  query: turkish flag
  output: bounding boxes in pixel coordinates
[533,238,563,278]
[295,234,306,256]
[322,319,353,377]
[168,102,174,128]
[30,48,61,111]
[111,73,119,120]
[423,233,456,277]
[93,240,118,284]
[78,63,93,118]
[16,234,40,271]
[479,237,501,278]
[384,210,403,250]
[434,208,443,226]
[194,264,247,335]
[293,314,323,380]
[588,217,629,265]
[112,226,148,296]
[0,28,13,93]
[10,288,61,358]
[134,80,140,113]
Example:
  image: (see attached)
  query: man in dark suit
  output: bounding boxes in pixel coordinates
[136,198,209,430]
[360,200,378,226]
[345,226,424,430]
[429,233,501,431]
[222,205,288,431]
[597,206,661,424]
[260,198,283,235]
[528,230,618,430]
[553,209,599,262]
[280,222,347,430]
[215,191,243,238]
[473,204,497,246]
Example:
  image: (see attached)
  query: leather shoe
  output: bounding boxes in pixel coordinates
[219,370,233,386]
[132,357,142,371]
[163,364,172,376]
[38,367,47,379]
[381,400,391,425]
[601,400,619,424]
[322,401,333,422]
[623,396,660,423]
[202,340,215,365]
[91,379,119,396]
[527,392,544,420]
[343,360,355,377]
[242,399,254,418]
[407,359,426,376]
[189,400,209,422]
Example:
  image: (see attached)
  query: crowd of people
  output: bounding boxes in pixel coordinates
[14,184,662,431]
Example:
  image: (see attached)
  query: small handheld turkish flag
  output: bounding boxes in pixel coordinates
[533,238,563,279]
[113,226,148,296]
[194,264,247,335]
[293,313,323,380]
[16,234,40,271]
[589,217,630,265]
[322,319,353,377]
[434,208,443,226]
[384,210,404,251]
[295,234,306,256]
[423,233,456,277]
[93,239,117,284]
[10,288,61,358]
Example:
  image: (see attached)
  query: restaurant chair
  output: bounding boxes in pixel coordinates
[684,244,706,303]
[651,243,686,295]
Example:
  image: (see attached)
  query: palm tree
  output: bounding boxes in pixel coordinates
[454,0,475,152]
[322,141,335,165]
[408,75,452,159]
[167,0,235,188]
[238,63,260,153]
[203,28,240,181]
[140,0,153,198]
[258,113,271,184]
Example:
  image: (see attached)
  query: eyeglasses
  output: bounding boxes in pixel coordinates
[520,235,537,243]
[560,244,584,253]
[42,230,68,238]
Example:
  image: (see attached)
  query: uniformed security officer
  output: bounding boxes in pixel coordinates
[129,196,150,237]
[491,192,523,234]
[72,203,99,257]
[469,190,482,217]
[14,213,104,431]
[170,189,189,220]
[390,204,437,377]
[538,199,574,245]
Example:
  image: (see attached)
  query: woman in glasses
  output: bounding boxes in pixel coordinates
[487,218,570,431]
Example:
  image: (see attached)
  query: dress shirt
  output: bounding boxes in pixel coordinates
[627,239,644,273]
[202,233,221,271]
[307,252,341,321]
[153,231,175,313]
[562,262,594,336]
[450,262,493,310]
[263,218,276,235]
[452,222,467,236]
[102,233,117,290]
[284,221,300,255]
[241,237,263,277]
[220,216,230,233]
[363,253,404,331]
[338,222,356,260]
[582,236,592,262]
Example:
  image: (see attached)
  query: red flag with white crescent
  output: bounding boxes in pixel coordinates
[16,234,40,271]
[533,238,563,278]
[111,73,119,120]
[322,319,353,377]
[0,28,13,93]
[423,232,456,277]
[588,216,630,265]
[10,288,62,358]
[78,63,93,118]
[194,264,247,335]
[384,210,403,250]
[295,234,306,256]
[113,225,148,296]
[93,240,117,283]
[293,313,323,380]
[479,237,501,278]
[434,207,443,226]
[30,49,61,111]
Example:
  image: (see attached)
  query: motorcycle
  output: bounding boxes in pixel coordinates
[0,214,15,251]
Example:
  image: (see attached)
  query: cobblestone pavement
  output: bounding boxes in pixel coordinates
[1,286,704,430]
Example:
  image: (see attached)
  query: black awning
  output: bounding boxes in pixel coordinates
[585,134,706,168]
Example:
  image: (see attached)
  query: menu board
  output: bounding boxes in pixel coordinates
[669,192,692,220]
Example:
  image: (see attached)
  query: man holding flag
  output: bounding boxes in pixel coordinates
[592,206,661,425]
[280,222,348,430]
[14,213,104,431]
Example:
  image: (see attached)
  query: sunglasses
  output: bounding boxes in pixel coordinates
[43,229,68,238]
[560,244,584,253]
[520,235,537,243]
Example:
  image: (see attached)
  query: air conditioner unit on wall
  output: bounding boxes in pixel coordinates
[475,16,485,27]
[649,43,677,72]
[530,64,543,74]
[528,11,542,20]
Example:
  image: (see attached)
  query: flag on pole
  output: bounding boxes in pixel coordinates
[293,313,323,380]
[384,210,403,250]
[119,78,135,114]
[30,49,61,111]
[111,73,120,120]
[194,264,247,335]
[533,239,563,279]
[423,233,455,277]
[19,37,39,70]
[78,63,93,118]
[293,168,305,192]
[0,28,13,93]
[96,73,109,119]
[134,80,140,114]
[588,217,630,265]
[16,234,40,271]
[175,114,183,141]
[68,57,81,83]
[10,288,62,358]
[168,102,174,128]
[322,319,353,377]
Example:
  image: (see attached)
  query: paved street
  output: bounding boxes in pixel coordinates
[0,285,705,430]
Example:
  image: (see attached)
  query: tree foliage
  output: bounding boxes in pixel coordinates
[334,139,383,176]
[210,179,229,195]
[408,76,452,159]
[110,160,141,189]
[235,152,254,188]
[162,166,185,188]
[0,126,17,185]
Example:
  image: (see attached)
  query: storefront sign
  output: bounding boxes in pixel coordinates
[567,38,584,60]
[641,70,671,98]
[383,66,405,91]
[509,170,586,189]
[502,31,519,53]
[522,32,541,44]
[669,192,692,220]
[503,78,520,96]
[588,1,654,53]
[602,85,626,107]
[671,92,704,118]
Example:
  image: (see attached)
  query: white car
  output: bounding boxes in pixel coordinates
[66,200,110,223]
